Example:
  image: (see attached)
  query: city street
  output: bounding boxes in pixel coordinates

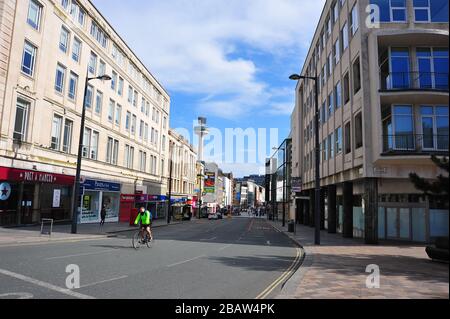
[0,217,301,299]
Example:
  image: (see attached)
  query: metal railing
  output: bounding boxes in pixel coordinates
[380,72,449,91]
[383,134,449,153]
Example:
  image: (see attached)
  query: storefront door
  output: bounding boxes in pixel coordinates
[20,184,34,225]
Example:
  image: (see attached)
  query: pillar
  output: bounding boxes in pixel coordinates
[297,199,304,224]
[309,190,315,227]
[303,193,310,226]
[327,184,337,234]
[320,188,325,230]
[364,178,379,244]
[343,181,353,238]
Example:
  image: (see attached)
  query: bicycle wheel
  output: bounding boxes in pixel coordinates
[132,231,142,249]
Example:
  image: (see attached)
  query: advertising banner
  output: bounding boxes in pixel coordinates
[204,172,216,193]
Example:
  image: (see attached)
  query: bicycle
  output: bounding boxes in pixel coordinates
[132,227,153,249]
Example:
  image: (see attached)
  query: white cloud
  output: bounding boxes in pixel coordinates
[93,0,325,119]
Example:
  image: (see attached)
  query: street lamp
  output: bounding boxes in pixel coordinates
[71,73,112,234]
[167,143,178,225]
[289,73,320,245]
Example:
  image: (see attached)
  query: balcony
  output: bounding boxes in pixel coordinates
[380,72,449,92]
[382,134,449,155]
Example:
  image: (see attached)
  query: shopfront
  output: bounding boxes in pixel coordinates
[134,194,168,221]
[0,166,74,226]
[79,179,121,224]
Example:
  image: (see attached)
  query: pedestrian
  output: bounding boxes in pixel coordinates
[100,204,106,227]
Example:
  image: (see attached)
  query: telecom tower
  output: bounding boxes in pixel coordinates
[194,117,209,218]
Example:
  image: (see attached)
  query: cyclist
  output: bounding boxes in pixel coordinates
[134,207,153,242]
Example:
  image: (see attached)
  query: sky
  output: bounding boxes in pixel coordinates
[92,0,325,177]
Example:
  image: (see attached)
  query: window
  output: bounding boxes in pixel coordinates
[429,0,449,22]
[59,26,70,53]
[341,23,349,52]
[88,52,97,75]
[151,127,155,144]
[82,128,91,158]
[118,77,124,96]
[146,102,150,117]
[327,54,332,78]
[421,106,449,150]
[162,135,166,151]
[335,81,342,109]
[27,0,42,30]
[125,145,134,169]
[22,41,37,76]
[72,37,81,62]
[161,159,165,176]
[334,38,340,65]
[336,126,343,154]
[90,131,99,160]
[99,61,106,77]
[390,0,406,22]
[328,92,334,117]
[141,98,146,113]
[62,119,73,153]
[55,64,66,93]
[106,137,119,165]
[133,90,138,107]
[344,122,351,154]
[90,21,108,48]
[417,48,449,90]
[108,99,114,122]
[163,117,167,129]
[321,102,327,125]
[68,72,78,100]
[128,86,133,104]
[85,85,93,108]
[50,114,62,151]
[111,71,117,90]
[353,57,361,94]
[95,90,103,114]
[350,3,359,35]
[355,112,363,149]
[14,99,30,141]
[131,114,137,135]
[328,133,334,159]
[333,1,339,23]
[139,151,147,172]
[326,17,331,36]
[126,112,131,131]
[144,123,149,142]
[139,120,144,139]
[61,0,69,9]
[115,104,122,126]
[414,0,431,22]
[343,72,350,104]
[390,48,410,89]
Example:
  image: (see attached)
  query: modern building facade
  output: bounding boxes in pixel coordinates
[0,0,170,226]
[291,0,448,243]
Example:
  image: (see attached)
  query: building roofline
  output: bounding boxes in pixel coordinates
[85,0,170,98]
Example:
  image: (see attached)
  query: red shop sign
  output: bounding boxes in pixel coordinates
[120,194,135,202]
[0,166,74,185]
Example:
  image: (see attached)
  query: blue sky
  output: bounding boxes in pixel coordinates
[92,0,325,177]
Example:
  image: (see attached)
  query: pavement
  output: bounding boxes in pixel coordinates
[268,220,449,299]
[0,219,182,247]
[0,217,300,299]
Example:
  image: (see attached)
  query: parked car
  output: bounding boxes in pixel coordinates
[208,213,218,220]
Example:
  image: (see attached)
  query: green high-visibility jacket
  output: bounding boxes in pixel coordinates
[134,210,152,225]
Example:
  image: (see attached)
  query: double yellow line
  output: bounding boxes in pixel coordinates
[255,246,303,299]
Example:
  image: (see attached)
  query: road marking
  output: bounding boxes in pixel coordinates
[218,244,233,251]
[200,237,217,241]
[167,255,206,268]
[0,292,34,299]
[0,268,95,299]
[0,237,108,248]
[79,275,128,288]
[45,249,116,260]
[255,247,302,300]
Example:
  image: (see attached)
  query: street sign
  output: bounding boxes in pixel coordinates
[291,177,302,193]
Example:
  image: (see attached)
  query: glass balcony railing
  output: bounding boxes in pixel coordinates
[383,134,449,153]
[380,72,449,91]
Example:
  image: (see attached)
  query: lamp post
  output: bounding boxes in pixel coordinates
[71,73,112,234]
[289,73,320,245]
[167,143,178,224]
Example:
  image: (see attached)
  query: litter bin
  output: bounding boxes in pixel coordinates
[288,220,295,233]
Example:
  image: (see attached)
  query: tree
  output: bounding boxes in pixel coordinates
[409,156,449,196]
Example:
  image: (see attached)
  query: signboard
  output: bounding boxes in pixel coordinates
[291,177,303,193]
[0,182,11,201]
[204,172,216,194]
[52,189,61,208]
[0,167,74,185]
[82,179,121,192]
